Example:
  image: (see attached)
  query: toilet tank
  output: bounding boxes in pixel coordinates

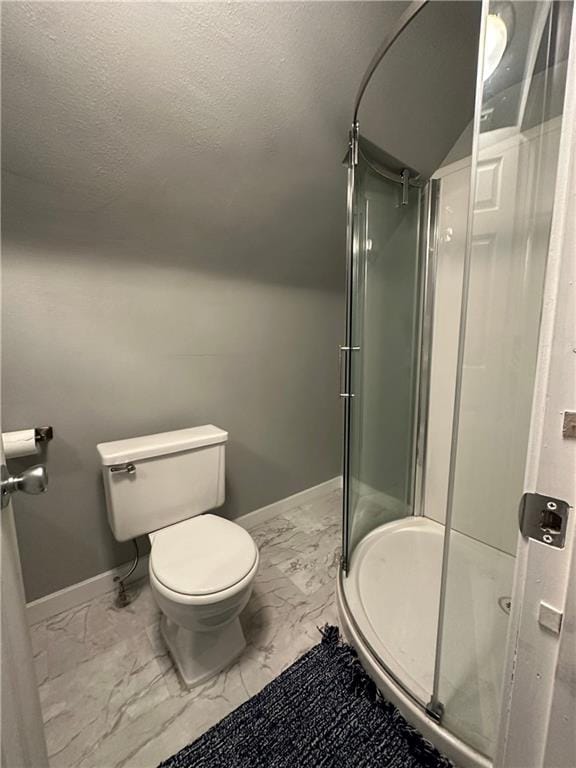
[97,425,227,542]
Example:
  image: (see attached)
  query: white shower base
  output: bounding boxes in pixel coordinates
[337,516,514,768]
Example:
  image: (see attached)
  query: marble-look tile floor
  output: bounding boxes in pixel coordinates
[31,489,341,768]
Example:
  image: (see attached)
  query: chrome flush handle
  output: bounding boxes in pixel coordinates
[110,463,136,475]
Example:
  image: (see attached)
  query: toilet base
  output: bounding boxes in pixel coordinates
[160,614,247,689]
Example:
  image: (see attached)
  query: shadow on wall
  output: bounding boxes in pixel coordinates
[2,2,482,288]
[2,164,347,292]
[1,1,481,602]
[1,1,401,292]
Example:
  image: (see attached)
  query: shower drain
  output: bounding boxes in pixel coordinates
[498,596,512,615]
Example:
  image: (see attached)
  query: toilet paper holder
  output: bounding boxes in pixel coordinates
[2,426,54,458]
[34,426,54,444]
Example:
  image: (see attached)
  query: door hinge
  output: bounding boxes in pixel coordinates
[350,123,359,166]
[519,492,570,548]
[401,169,410,206]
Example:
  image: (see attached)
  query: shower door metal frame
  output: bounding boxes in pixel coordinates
[352,0,429,125]
[412,179,441,522]
[339,123,358,576]
[426,0,488,721]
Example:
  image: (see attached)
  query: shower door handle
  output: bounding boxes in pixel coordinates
[339,345,359,398]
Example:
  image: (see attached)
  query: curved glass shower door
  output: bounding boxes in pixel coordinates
[431,0,571,758]
[344,140,423,564]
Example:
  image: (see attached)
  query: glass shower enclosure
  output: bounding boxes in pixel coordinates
[338,1,571,764]
[342,135,429,564]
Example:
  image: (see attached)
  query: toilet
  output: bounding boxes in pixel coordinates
[97,425,259,688]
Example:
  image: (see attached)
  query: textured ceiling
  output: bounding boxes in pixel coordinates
[2,2,479,288]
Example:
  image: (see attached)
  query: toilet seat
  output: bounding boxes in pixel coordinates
[149,514,258,597]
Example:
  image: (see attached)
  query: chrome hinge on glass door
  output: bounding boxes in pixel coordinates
[350,123,359,166]
[339,345,359,399]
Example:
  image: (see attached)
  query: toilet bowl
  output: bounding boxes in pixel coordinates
[97,425,259,688]
[148,514,259,686]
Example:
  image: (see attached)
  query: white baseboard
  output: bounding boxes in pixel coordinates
[27,475,342,626]
[235,476,342,531]
[26,553,151,626]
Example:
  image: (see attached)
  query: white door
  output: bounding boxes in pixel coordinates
[427,122,547,551]
[1,442,48,765]
[444,130,525,556]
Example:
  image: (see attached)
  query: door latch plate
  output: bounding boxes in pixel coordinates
[538,602,563,635]
[519,492,569,548]
[562,411,576,439]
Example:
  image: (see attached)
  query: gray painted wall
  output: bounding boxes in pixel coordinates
[360,1,481,176]
[2,2,479,601]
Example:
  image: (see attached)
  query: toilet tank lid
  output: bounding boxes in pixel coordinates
[97,425,228,466]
